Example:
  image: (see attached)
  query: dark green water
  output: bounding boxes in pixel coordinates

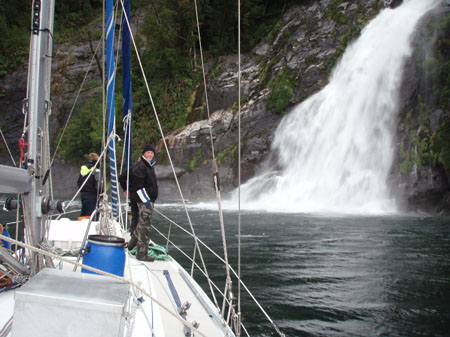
[2,207,449,336]
[152,207,450,337]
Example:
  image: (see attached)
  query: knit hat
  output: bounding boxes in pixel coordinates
[142,144,156,155]
[88,153,99,161]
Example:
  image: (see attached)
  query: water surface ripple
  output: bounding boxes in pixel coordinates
[154,209,450,337]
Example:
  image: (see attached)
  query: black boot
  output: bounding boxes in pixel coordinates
[137,254,155,262]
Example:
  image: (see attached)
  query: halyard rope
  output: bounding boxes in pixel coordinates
[192,0,234,320]
[118,0,220,313]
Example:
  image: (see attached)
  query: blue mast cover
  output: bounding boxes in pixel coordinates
[106,0,119,218]
[122,0,133,170]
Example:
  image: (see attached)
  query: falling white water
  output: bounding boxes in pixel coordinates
[236,0,441,214]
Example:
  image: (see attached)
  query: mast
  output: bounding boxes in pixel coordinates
[122,0,133,170]
[25,0,56,249]
[106,0,119,218]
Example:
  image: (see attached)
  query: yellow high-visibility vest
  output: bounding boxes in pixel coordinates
[80,165,94,177]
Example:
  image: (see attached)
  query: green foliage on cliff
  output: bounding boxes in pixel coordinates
[326,0,349,25]
[186,148,203,172]
[53,1,103,43]
[216,143,238,165]
[3,0,448,173]
[399,103,450,175]
[266,63,297,114]
[441,60,450,109]
[0,1,302,162]
[432,115,450,170]
[0,0,299,77]
[0,2,30,77]
[55,0,302,164]
[56,93,104,164]
[399,12,450,175]
[0,1,102,77]
[399,100,435,174]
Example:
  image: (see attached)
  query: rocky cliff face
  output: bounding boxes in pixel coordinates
[390,5,450,214]
[157,0,450,215]
[157,0,387,201]
[1,1,449,214]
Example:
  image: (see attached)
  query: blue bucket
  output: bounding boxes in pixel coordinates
[82,235,125,277]
[1,227,11,250]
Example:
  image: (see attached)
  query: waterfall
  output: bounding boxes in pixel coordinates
[238,0,441,214]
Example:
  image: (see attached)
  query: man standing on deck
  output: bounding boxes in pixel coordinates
[127,144,158,262]
[77,153,102,217]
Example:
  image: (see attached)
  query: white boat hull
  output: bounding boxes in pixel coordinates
[0,217,234,337]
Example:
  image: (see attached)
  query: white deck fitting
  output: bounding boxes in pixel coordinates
[47,218,99,250]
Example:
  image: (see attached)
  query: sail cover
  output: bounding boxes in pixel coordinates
[106,0,119,218]
[122,0,133,170]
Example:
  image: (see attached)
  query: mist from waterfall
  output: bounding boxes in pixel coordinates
[236,0,441,214]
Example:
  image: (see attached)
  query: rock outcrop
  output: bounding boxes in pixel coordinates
[155,0,387,201]
[1,0,449,215]
[390,5,450,214]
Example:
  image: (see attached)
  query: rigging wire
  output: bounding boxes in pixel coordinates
[55,141,111,218]
[117,1,284,335]
[16,0,286,334]
[0,127,17,167]
[102,0,108,206]
[237,0,242,335]
[111,0,124,221]
[152,208,276,337]
[118,0,221,314]
[44,103,54,199]
[104,0,121,219]
[48,36,103,169]
[193,0,234,320]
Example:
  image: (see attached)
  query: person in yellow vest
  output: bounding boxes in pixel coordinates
[77,153,102,217]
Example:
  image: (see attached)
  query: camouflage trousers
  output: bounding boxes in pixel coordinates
[128,202,153,259]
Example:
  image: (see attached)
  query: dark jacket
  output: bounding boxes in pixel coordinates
[77,160,102,200]
[130,156,158,204]
[119,169,133,192]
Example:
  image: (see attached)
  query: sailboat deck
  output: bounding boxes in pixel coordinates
[0,254,232,337]
[126,254,231,337]
[44,218,232,336]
